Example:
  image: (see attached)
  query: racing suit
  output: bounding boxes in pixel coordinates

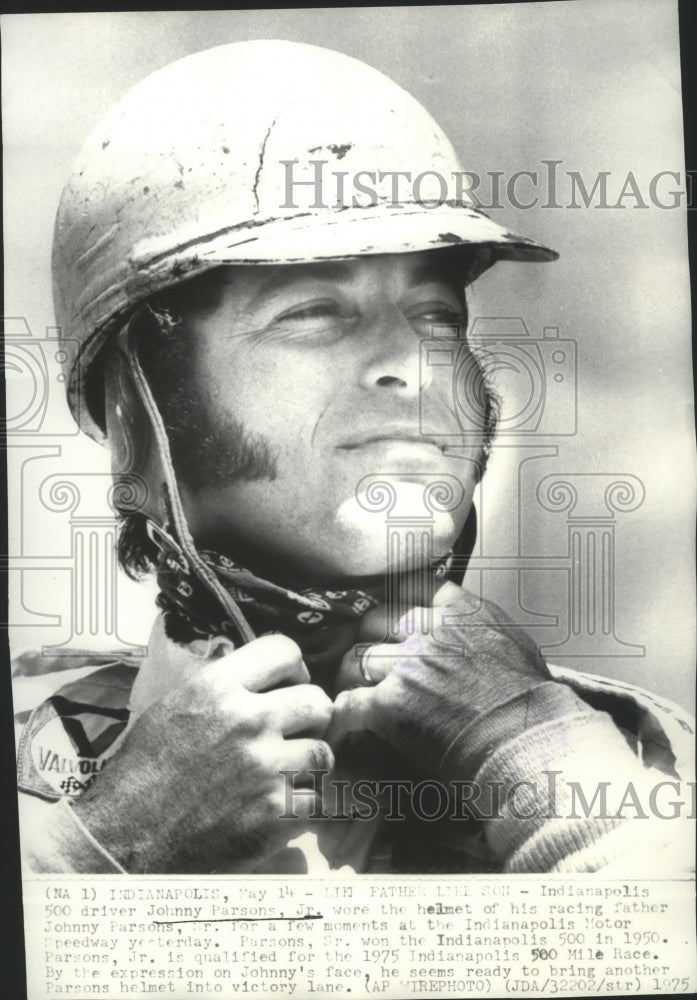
[14,612,695,875]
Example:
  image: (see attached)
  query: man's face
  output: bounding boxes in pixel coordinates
[175,251,491,583]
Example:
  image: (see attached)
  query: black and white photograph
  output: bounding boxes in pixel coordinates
[3,3,696,998]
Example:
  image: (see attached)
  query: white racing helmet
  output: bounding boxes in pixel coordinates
[53,38,557,442]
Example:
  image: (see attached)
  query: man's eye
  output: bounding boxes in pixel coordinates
[421,308,465,321]
[408,305,467,332]
[267,300,358,345]
[278,301,345,322]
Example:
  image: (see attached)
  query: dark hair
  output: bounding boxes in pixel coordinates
[116,509,159,579]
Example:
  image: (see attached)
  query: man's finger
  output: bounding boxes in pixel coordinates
[336,642,400,691]
[274,738,335,784]
[325,687,380,748]
[358,605,409,643]
[432,580,465,607]
[263,683,333,737]
[217,634,308,692]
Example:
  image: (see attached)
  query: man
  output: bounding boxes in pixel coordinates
[15,40,693,874]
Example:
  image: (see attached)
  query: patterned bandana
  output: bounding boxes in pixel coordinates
[152,506,476,651]
[155,533,453,648]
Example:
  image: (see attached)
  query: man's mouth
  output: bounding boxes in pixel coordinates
[338,429,447,452]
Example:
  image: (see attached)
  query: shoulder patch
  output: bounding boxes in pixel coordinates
[17,662,137,801]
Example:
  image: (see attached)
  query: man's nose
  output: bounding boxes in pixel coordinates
[358,306,431,395]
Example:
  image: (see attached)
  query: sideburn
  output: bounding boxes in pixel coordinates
[135,303,279,493]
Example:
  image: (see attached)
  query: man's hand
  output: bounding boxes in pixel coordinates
[72,635,333,873]
[328,582,551,780]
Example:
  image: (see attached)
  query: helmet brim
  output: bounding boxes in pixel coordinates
[72,204,557,444]
[132,202,558,274]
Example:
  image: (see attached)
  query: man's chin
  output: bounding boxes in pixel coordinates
[333,483,466,575]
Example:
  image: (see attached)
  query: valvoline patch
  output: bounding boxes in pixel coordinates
[17,662,137,801]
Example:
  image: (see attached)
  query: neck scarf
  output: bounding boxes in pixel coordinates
[153,507,476,650]
[156,539,451,648]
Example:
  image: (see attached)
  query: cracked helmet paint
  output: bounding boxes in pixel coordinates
[52,39,558,442]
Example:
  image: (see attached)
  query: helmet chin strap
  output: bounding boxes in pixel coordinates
[103,308,256,647]
[103,307,478,648]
